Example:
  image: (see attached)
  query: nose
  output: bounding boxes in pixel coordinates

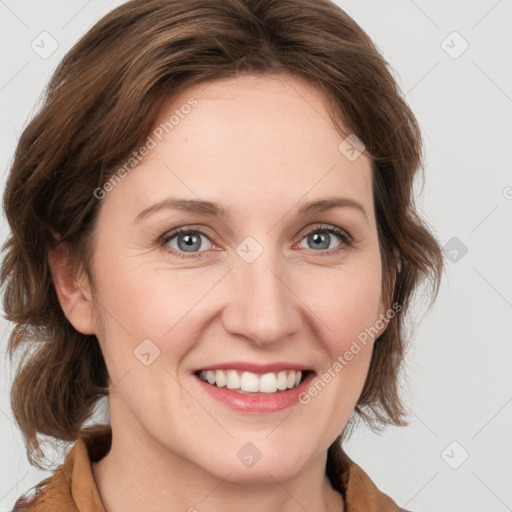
[221,250,302,347]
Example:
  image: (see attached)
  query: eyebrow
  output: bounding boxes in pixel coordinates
[134,196,368,223]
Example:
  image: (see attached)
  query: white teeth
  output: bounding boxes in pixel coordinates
[276,371,288,390]
[226,369,241,389]
[198,369,304,393]
[259,372,277,393]
[215,369,226,388]
[240,372,259,392]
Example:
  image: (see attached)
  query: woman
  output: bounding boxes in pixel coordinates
[2,0,443,510]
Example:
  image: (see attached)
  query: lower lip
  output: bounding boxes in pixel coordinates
[194,372,316,413]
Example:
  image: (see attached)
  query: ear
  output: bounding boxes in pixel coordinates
[48,241,96,335]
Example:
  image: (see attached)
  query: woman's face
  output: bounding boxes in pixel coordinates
[85,74,389,482]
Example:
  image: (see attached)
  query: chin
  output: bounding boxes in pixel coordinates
[220,460,306,485]
[196,442,312,485]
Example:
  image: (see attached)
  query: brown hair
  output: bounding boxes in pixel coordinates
[2,0,443,470]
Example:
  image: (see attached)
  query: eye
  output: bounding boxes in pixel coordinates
[159,223,353,260]
[297,224,352,254]
[160,227,213,258]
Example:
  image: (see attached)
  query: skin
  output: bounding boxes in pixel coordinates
[49,73,392,512]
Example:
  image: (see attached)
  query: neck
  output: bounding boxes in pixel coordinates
[91,414,344,512]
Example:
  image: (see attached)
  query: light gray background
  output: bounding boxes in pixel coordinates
[1,1,511,511]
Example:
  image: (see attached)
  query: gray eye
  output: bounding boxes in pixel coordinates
[299,230,341,251]
[168,231,212,253]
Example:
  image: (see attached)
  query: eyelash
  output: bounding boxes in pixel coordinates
[158,224,354,259]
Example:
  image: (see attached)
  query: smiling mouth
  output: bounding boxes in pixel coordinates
[195,368,313,394]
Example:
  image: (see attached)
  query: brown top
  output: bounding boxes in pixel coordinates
[11,425,408,512]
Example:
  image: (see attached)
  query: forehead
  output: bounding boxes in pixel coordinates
[105,74,374,220]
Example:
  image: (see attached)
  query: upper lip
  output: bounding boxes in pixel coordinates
[194,362,314,374]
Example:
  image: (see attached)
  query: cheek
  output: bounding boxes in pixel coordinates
[302,261,383,400]
[303,278,380,430]
[89,252,218,371]
[306,264,384,349]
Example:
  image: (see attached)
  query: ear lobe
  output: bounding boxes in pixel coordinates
[48,242,96,335]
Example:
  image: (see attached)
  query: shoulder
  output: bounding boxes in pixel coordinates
[10,473,81,512]
[10,442,77,511]
[10,426,111,512]
[347,462,416,512]
[10,478,53,511]
[327,440,414,511]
